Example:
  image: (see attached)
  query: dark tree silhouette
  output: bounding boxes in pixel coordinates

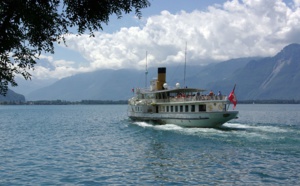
[0,0,150,95]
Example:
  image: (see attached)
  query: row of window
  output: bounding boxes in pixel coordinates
[132,104,207,113]
[160,104,206,113]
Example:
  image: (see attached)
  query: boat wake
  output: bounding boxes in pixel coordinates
[132,121,226,135]
[222,123,291,133]
[131,121,291,140]
[133,121,183,131]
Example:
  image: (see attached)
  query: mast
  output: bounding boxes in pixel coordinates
[184,42,187,88]
[145,51,148,88]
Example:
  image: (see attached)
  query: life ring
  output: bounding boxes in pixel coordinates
[208,105,213,111]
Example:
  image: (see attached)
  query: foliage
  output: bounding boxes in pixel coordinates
[0,0,150,95]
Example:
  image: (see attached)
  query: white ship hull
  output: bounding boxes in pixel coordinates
[128,110,238,128]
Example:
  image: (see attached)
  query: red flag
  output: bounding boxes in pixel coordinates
[228,85,237,109]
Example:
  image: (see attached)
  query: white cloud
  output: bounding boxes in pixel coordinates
[294,0,300,7]
[29,55,91,80]
[34,0,300,79]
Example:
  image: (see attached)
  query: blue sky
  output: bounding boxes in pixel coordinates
[13,0,300,94]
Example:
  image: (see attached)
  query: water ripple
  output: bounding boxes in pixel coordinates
[0,105,299,185]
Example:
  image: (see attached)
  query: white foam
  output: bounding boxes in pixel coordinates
[154,124,183,131]
[223,123,253,129]
[133,121,224,136]
[224,123,290,133]
[132,121,288,141]
[254,125,290,133]
[133,121,153,128]
[133,122,185,131]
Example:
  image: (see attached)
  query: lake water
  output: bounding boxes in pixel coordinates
[0,104,299,185]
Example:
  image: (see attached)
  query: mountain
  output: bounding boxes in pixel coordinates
[186,57,259,88]
[0,89,26,102]
[10,77,56,95]
[26,69,147,101]
[26,43,300,101]
[25,58,255,101]
[210,43,300,100]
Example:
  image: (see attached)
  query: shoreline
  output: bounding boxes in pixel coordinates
[1,99,300,105]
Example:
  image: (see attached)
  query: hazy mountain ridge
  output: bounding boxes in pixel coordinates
[0,89,25,102]
[26,69,147,101]
[25,43,300,101]
[210,43,300,100]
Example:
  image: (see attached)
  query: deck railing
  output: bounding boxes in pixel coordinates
[154,95,227,103]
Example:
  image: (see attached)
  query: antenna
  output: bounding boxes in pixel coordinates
[184,42,187,88]
[145,51,148,88]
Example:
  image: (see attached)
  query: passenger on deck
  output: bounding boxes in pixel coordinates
[218,91,222,99]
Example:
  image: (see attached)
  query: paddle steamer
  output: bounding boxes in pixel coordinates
[128,67,238,127]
